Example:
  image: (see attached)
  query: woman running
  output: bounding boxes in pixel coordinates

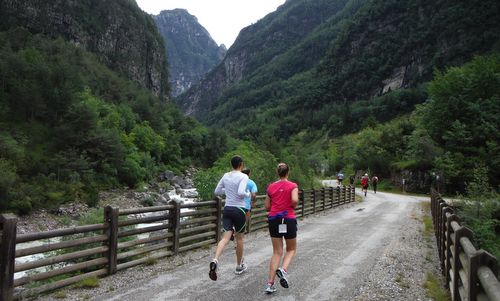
[264,162,299,294]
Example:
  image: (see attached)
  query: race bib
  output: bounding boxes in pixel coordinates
[278,223,287,234]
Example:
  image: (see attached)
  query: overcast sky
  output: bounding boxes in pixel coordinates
[136,0,286,47]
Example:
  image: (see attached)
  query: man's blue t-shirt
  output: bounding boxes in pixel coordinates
[245,179,258,210]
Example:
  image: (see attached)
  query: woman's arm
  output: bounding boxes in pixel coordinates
[265,195,271,211]
[291,187,299,208]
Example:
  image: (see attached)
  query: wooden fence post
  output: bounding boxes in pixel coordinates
[0,214,17,301]
[347,185,352,202]
[214,197,223,242]
[343,186,347,204]
[450,226,473,301]
[312,190,316,213]
[352,185,355,201]
[170,200,181,255]
[104,206,118,275]
[441,203,450,273]
[299,189,305,218]
[321,187,326,211]
[336,186,341,207]
[330,187,334,208]
[468,250,483,301]
[445,214,458,289]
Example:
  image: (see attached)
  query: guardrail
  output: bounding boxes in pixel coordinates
[431,189,500,301]
[0,185,355,301]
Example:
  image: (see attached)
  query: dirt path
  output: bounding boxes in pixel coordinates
[91,191,436,301]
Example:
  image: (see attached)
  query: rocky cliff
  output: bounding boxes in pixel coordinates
[154,9,226,97]
[0,0,169,98]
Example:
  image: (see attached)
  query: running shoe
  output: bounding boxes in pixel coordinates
[265,283,277,294]
[235,262,247,274]
[209,260,218,281]
[276,268,289,288]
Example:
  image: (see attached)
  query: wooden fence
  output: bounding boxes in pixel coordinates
[0,185,355,300]
[431,189,500,301]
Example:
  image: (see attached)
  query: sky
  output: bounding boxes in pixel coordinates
[135,0,286,47]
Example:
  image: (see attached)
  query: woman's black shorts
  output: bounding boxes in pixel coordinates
[223,206,247,233]
[268,218,297,239]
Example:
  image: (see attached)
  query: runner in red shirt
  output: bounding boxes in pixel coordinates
[264,162,299,294]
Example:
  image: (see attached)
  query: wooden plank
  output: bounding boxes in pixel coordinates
[179,224,216,236]
[117,242,172,261]
[13,268,108,300]
[15,246,108,273]
[179,231,216,244]
[117,224,169,238]
[180,201,216,209]
[14,257,107,287]
[179,239,216,253]
[118,205,173,216]
[16,224,106,243]
[117,232,173,250]
[180,208,217,217]
[116,250,173,271]
[117,214,171,227]
[16,234,107,258]
[180,216,216,227]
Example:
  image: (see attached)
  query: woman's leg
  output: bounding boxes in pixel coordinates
[282,238,297,271]
[268,237,283,283]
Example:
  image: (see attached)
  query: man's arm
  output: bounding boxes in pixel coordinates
[237,176,249,198]
[214,176,225,196]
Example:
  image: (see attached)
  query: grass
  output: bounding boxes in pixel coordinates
[73,277,99,289]
[424,273,451,301]
[395,272,410,289]
[53,291,67,299]
[144,257,158,266]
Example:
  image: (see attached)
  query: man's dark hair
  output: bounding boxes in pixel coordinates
[277,162,289,178]
[231,155,244,169]
[242,168,250,175]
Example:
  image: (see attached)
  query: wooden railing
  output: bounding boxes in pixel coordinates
[0,185,355,301]
[431,189,500,301]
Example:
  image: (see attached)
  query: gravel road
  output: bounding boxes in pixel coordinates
[83,191,439,301]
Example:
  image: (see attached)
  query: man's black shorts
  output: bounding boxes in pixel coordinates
[268,218,297,239]
[223,206,247,233]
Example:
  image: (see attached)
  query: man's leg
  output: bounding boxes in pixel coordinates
[235,232,245,266]
[214,230,234,261]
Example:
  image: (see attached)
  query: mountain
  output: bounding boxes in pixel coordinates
[176,0,500,141]
[154,9,226,96]
[0,2,230,214]
[0,0,170,98]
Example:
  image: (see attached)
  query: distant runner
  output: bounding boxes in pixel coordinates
[209,155,250,281]
[337,171,344,185]
[264,162,299,294]
[242,168,257,231]
[371,175,379,194]
[361,173,369,196]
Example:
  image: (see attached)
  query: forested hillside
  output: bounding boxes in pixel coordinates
[188,0,500,142]
[0,28,228,214]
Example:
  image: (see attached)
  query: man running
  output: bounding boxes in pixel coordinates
[242,168,257,231]
[371,175,379,193]
[209,155,250,280]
